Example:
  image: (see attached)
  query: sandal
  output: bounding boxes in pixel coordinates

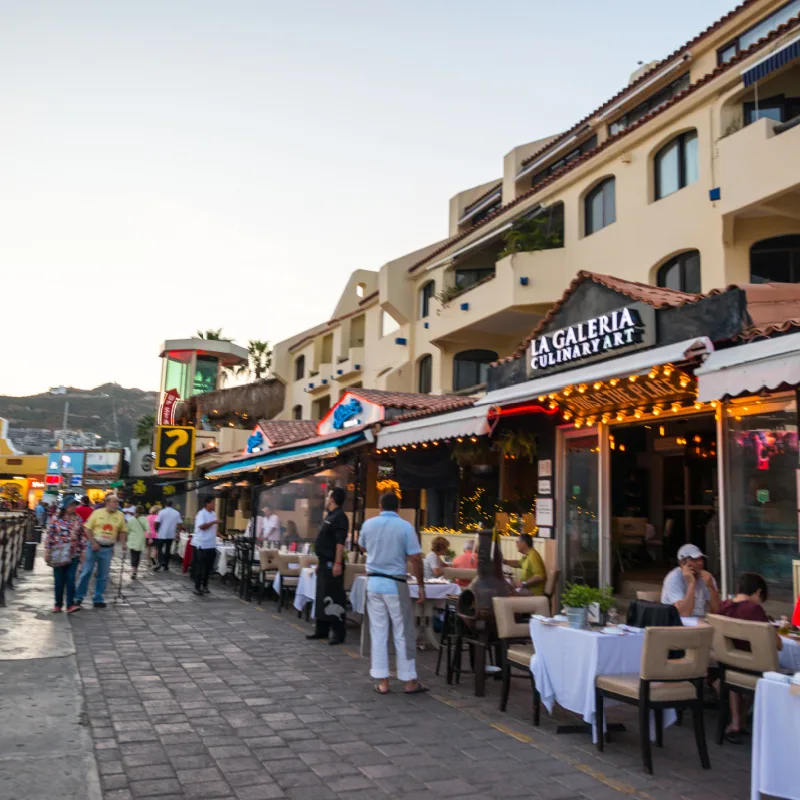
[374,684,390,695]
[404,684,429,695]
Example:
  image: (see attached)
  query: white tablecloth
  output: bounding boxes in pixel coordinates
[294,568,317,616]
[349,575,460,614]
[779,636,800,671]
[529,619,674,741]
[176,532,190,558]
[751,677,800,800]
[215,544,236,575]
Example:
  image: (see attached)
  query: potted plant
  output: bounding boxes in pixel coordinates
[561,583,597,629]
[595,586,615,626]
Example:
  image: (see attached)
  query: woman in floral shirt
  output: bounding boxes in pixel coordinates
[45,496,87,613]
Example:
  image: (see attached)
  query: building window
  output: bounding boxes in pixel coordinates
[726,396,798,607]
[294,355,305,381]
[312,395,331,420]
[292,405,303,420]
[744,94,800,126]
[584,178,616,236]
[654,131,698,200]
[717,0,800,64]
[418,355,432,394]
[419,281,435,319]
[380,310,401,338]
[656,250,701,293]
[608,74,690,136]
[750,235,800,283]
[530,135,598,191]
[454,267,495,291]
[453,349,497,392]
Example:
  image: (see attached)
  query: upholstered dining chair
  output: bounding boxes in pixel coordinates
[492,595,550,723]
[706,614,781,745]
[595,625,713,774]
[258,548,280,604]
[636,590,662,603]
[275,553,303,612]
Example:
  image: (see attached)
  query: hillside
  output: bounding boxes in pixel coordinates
[0,383,158,446]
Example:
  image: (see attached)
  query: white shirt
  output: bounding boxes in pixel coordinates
[123,505,137,522]
[155,506,181,540]
[193,508,218,549]
[661,567,717,617]
[258,513,281,543]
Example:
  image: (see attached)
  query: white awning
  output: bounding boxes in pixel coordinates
[695,331,800,401]
[477,337,713,407]
[376,404,496,449]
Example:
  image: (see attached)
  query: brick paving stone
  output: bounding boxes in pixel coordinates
[67,566,755,800]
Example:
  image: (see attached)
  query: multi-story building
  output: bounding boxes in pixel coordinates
[273,0,800,417]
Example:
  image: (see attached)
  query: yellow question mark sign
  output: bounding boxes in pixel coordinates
[163,429,189,468]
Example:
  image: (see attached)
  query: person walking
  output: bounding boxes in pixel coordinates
[75,493,127,609]
[44,496,87,613]
[359,492,426,694]
[126,505,148,580]
[154,500,181,572]
[35,499,48,528]
[192,496,218,596]
[307,487,349,645]
[146,504,161,567]
[75,495,94,524]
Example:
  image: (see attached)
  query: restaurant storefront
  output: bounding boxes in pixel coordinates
[479,272,800,614]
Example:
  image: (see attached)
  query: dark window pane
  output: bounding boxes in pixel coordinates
[418,355,432,394]
[295,356,305,381]
[718,43,737,64]
[657,250,702,292]
[750,235,800,283]
[684,251,702,293]
[661,263,681,290]
[453,349,497,392]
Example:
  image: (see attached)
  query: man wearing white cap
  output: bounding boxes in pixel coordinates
[661,543,721,617]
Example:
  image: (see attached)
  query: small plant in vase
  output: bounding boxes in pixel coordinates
[561,583,598,629]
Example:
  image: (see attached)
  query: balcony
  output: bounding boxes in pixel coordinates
[718,116,800,218]
[422,247,568,347]
[304,363,333,394]
[334,347,364,381]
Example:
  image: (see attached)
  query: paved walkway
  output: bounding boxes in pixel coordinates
[59,561,754,800]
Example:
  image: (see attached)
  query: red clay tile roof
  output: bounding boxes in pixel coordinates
[461,182,503,216]
[257,419,318,447]
[386,398,477,422]
[742,318,800,341]
[407,12,800,276]
[496,271,703,364]
[711,282,800,328]
[349,388,475,414]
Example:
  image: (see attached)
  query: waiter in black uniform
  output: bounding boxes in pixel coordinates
[307,487,349,645]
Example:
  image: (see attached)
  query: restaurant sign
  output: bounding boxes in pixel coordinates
[529,303,654,374]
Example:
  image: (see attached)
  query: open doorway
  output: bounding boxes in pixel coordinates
[610,413,718,592]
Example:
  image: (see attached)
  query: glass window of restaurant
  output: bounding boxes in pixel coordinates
[723,395,798,611]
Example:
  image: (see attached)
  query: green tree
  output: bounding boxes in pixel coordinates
[195,328,234,341]
[135,414,156,449]
[236,340,272,381]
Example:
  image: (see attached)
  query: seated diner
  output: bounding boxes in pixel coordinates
[660,543,721,617]
[503,533,546,595]
[423,536,449,580]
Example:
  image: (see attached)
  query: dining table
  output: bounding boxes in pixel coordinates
[529,618,675,741]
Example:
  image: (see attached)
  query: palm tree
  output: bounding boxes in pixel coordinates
[195,328,234,341]
[135,414,156,450]
[236,340,272,381]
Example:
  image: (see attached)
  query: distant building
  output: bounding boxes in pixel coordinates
[49,386,67,395]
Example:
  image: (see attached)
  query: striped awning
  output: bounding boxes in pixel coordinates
[205,431,366,479]
[742,33,800,87]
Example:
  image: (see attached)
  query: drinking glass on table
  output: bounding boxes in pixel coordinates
[607,608,620,627]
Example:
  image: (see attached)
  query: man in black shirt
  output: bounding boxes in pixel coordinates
[307,487,349,645]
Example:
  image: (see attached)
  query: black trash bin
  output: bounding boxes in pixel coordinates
[31,527,42,544]
[23,541,37,571]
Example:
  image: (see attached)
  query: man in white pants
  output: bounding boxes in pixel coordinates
[358,493,426,695]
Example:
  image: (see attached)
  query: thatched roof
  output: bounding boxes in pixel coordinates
[180,378,285,425]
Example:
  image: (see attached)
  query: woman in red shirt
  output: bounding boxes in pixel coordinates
[718,572,783,743]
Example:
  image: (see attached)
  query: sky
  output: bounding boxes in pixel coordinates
[0,0,737,396]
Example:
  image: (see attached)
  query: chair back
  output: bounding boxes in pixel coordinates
[640,626,713,681]
[707,614,779,674]
[626,599,682,628]
[276,553,302,578]
[260,549,279,571]
[299,554,318,569]
[492,596,550,640]
[543,567,560,615]
[636,590,662,603]
[442,567,476,584]
[344,562,366,591]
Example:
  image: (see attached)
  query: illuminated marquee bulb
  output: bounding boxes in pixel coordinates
[648,367,659,379]
[548,393,556,399]
[694,401,703,410]
[562,386,573,397]
[562,410,572,421]
[593,381,603,390]
[609,378,619,387]
[628,375,637,382]
[679,375,690,388]
[574,419,583,428]
[619,443,626,452]
[538,395,546,402]
[671,402,681,413]
[710,401,718,409]
[616,411,625,421]
[586,417,596,426]
[577,384,587,394]
[652,405,662,416]
[662,365,674,378]
[634,408,643,419]
[548,402,558,411]
[601,413,611,424]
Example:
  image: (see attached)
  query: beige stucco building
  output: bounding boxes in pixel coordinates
[273,0,800,417]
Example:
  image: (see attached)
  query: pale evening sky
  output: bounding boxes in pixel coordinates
[1,0,736,397]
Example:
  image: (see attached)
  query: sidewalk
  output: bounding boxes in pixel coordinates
[61,561,754,800]
[0,556,102,800]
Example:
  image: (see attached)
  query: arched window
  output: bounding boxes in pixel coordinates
[294,355,305,381]
[656,250,701,293]
[453,349,497,392]
[750,235,800,283]
[418,355,432,394]
[419,281,435,319]
[654,131,698,200]
[292,405,303,420]
[584,178,616,236]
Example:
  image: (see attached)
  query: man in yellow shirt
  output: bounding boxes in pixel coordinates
[504,533,547,596]
[76,494,127,608]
